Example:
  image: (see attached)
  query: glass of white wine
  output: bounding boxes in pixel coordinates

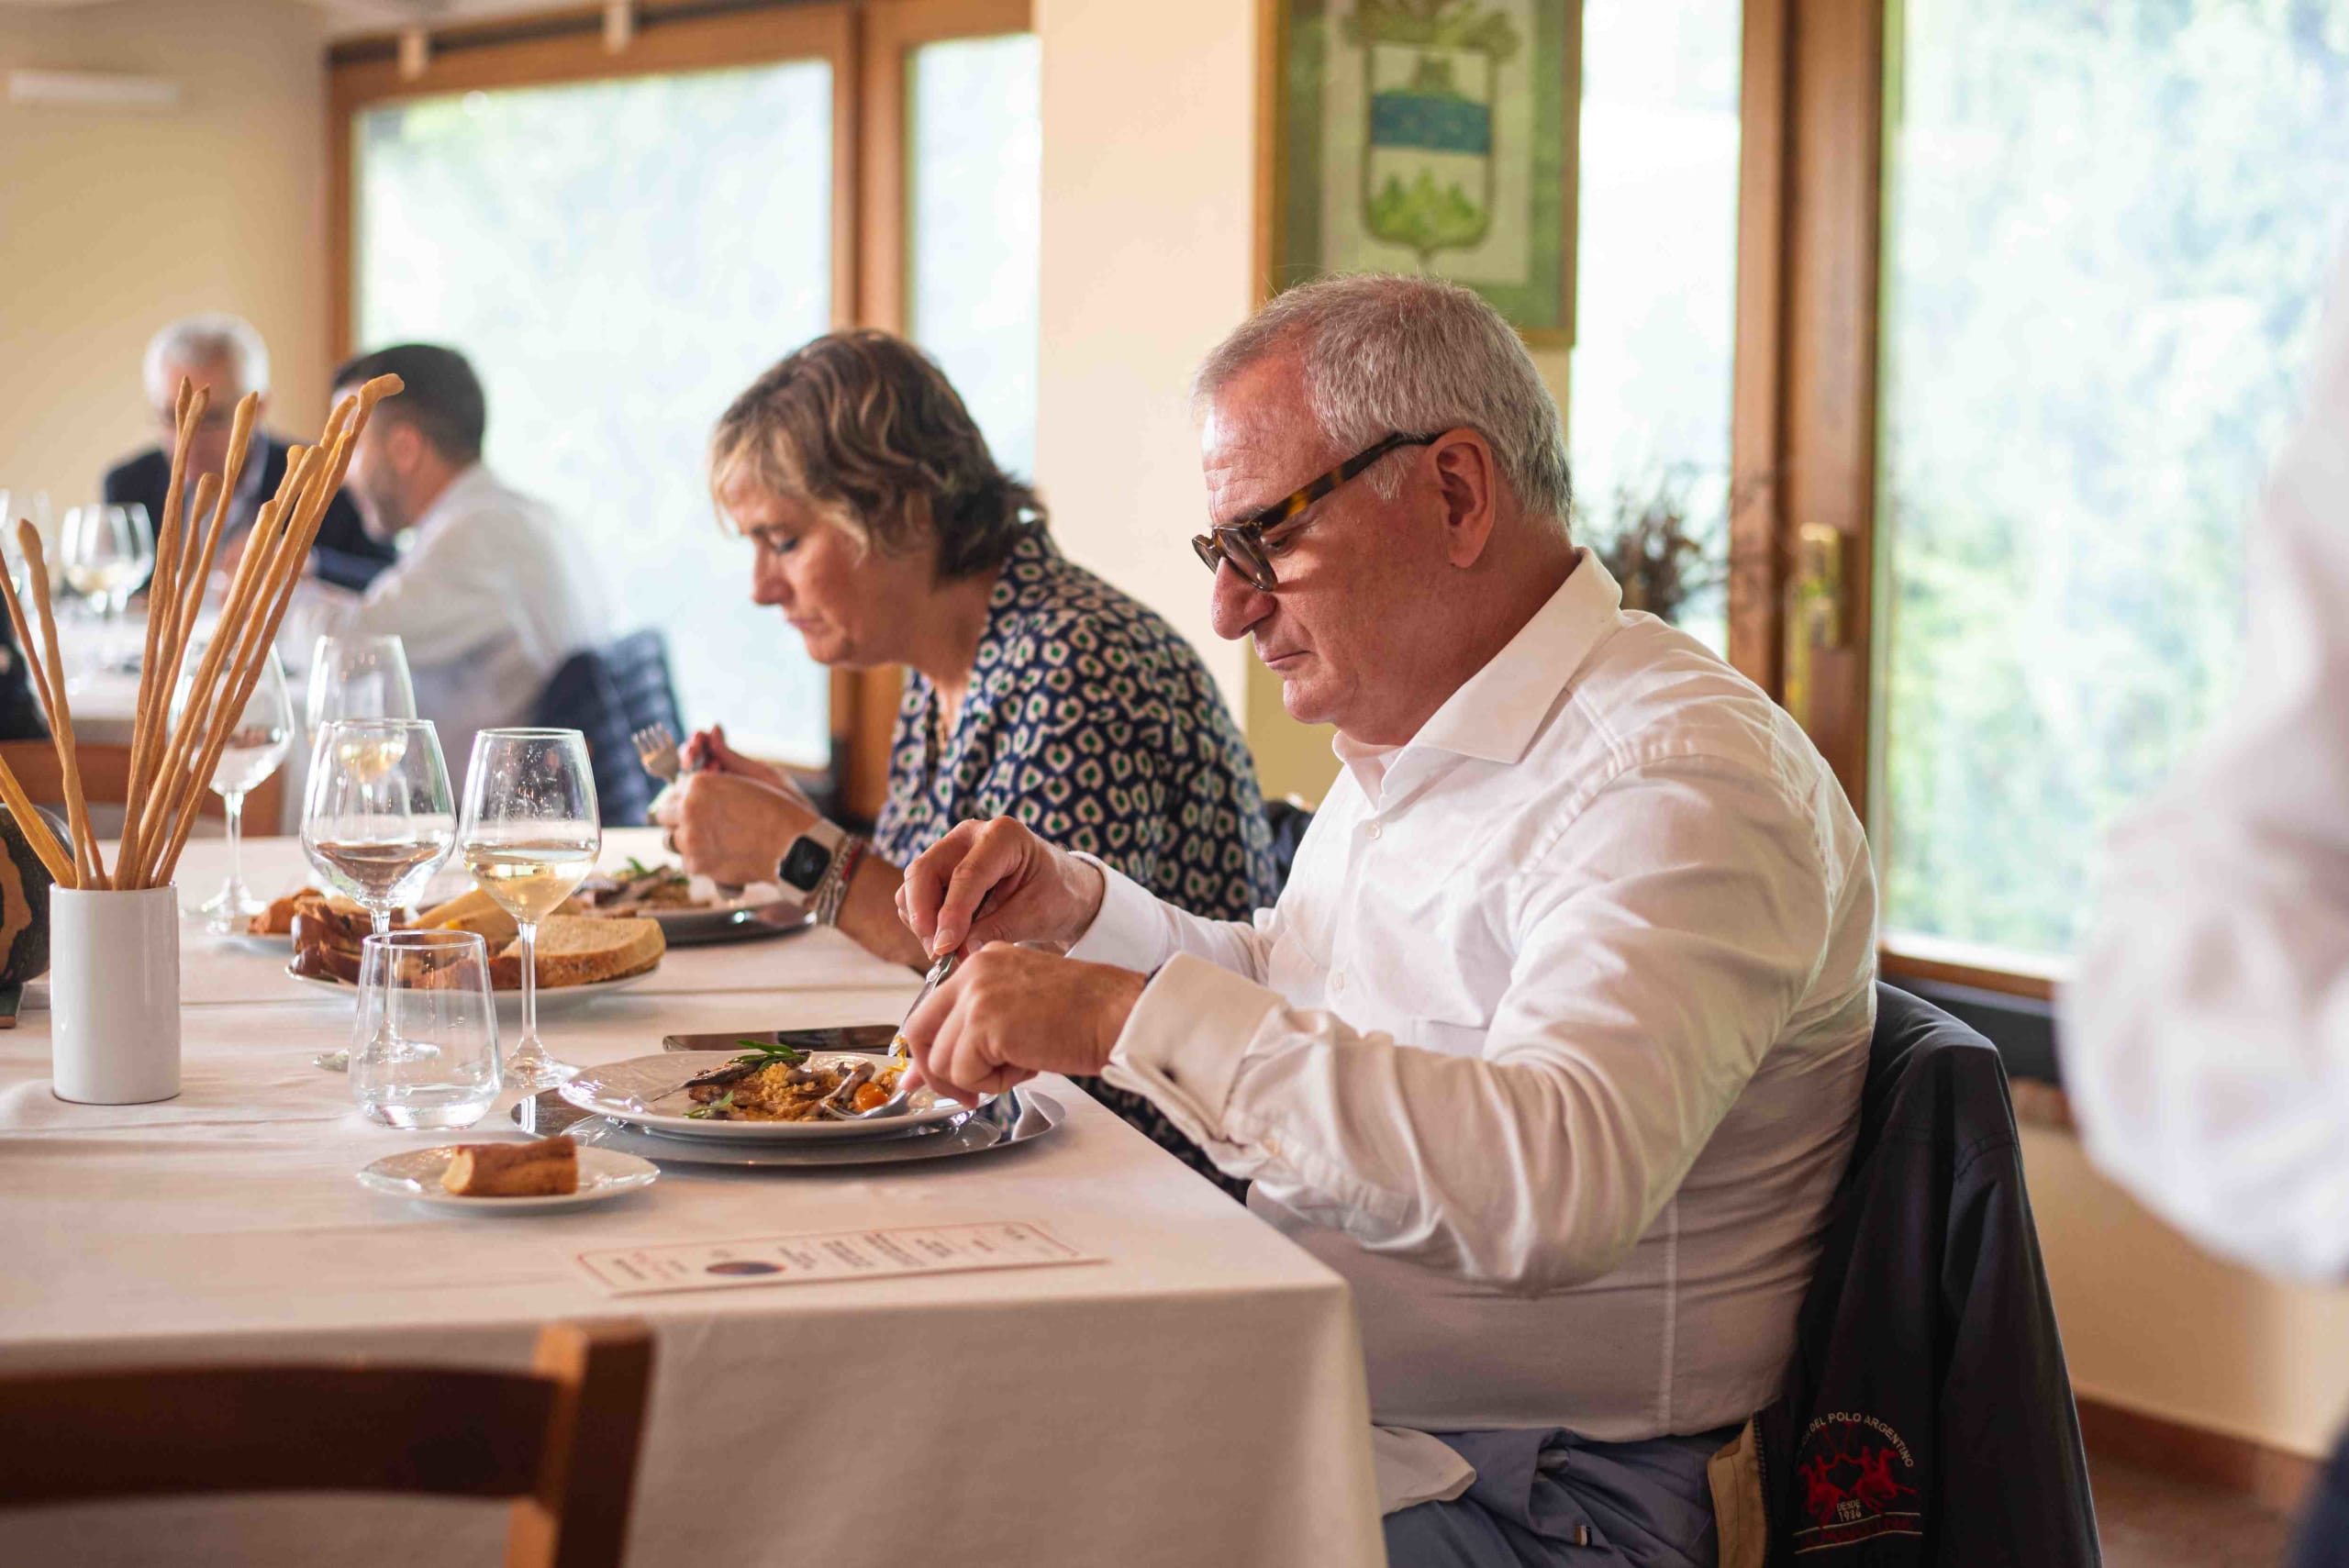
[173,644,296,930]
[60,501,154,617]
[302,718,458,1073]
[459,728,600,1090]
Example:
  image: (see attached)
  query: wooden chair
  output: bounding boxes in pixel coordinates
[0,739,283,828]
[0,1318,654,1568]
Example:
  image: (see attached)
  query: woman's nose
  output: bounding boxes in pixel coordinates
[751,555,790,607]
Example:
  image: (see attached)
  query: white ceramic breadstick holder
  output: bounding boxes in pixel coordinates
[50,884,181,1105]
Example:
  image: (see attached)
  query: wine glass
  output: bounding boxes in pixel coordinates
[61,502,154,617]
[306,634,417,733]
[173,646,295,930]
[302,718,457,1073]
[60,502,154,673]
[0,491,56,595]
[459,728,600,1090]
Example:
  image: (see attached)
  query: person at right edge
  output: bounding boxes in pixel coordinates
[2063,240,2349,1568]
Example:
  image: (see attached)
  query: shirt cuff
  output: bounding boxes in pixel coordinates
[1101,952,1282,1148]
[1064,855,1174,973]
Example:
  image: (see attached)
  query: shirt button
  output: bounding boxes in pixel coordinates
[1330,969,1346,993]
[1366,821,1383,840]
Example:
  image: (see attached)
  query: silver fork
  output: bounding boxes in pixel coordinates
[631,722,682,784]
[824,951,958,1121]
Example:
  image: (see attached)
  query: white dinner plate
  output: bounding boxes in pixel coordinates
[285,962,653,1015]
[355,1142,659,1212]
[559,1051,985,1142]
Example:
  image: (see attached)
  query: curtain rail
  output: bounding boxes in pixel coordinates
[327,0,826,68]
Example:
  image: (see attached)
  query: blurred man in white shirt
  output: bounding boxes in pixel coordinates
[893,275,1878,1568]
[2065,245,2349,1565]
[301,343,608,783]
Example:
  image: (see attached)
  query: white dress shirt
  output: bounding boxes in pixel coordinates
[2065,243,2349,1283]
[299,464,609,783]
[1074,551,1876,1480]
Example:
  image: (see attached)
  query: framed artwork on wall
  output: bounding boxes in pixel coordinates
[1264,0,1580,343]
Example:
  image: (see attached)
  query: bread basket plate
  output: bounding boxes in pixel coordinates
[559,1050,986,1142]
[356,1143,658,1212]
[284,962,653,1015]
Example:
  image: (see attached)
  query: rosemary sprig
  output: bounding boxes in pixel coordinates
[685,1090,736,1120]
[729,1038,807,1068]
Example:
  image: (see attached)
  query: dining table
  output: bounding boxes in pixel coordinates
[0,828,1387,1567]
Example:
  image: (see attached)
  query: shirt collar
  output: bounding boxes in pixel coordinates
[1333,548,1623,784]
[413,462,495,535]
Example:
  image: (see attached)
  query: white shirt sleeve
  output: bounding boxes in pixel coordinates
[2065,243,2349,1282]
[1064,853,1276,979]
[1102,758,1848,1293]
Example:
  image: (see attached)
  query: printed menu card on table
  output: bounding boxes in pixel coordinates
[576,1220,1100,1297]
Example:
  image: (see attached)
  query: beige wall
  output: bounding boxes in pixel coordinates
[2025,1125,2349,1460]
[0,0,331,511]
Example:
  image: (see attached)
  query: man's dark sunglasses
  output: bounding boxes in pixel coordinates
[1192,430,1439,592]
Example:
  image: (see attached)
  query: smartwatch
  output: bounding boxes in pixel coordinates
[776,818,863,927]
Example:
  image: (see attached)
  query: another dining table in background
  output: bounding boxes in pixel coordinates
[0,828,1386,1568]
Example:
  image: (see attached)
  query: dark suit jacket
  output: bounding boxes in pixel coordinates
[103,435,396,592]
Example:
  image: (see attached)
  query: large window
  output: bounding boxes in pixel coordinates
[1873,0,2349,964]
[1567,0,1742,653]
[907,33,1042,478]
[336,1,1041,799]
[355,61,838,763]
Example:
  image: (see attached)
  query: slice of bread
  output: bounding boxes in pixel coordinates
[487,916,663,990]
[441,1136,577,1196]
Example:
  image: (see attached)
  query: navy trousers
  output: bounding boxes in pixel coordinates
[1384,1427,1731,1568]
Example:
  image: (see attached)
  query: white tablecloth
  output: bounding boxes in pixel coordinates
[0,831,1386,1567]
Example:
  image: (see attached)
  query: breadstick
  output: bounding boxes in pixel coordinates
[128,439,319,887]
[15,525,102,889]
[0,751,73,887]
[115,467,219,878]
[0,539,61,750]
[150,429,352,883]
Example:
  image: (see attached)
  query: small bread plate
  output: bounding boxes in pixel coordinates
[287,963,652,1016]
[518,1083,1063,1170]
[558,1050,988,1142]
[356,1143,659,1212]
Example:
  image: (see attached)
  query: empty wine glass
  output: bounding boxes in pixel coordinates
[0,491,56,597]
[459,728,600,1090]
[173,645,295,929]
[302,718,456,1073]
[306,633,417,733]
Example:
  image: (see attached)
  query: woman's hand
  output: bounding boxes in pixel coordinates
[682,723,795,792]
[653,772,820,887]
[896,817,1106,957]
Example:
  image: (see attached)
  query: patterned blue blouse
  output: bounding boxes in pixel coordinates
[873,528,1275,1194]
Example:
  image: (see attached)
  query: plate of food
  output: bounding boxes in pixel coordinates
[571,859,811,945]
[559,1045,984,1142]
[356,1135,658,1212]
[285,895,664,1015]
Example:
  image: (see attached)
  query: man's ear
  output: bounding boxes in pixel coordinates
[383,419,426,477]
[1431,428,1500,568]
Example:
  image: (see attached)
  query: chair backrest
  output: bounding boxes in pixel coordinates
[603,629,682,751]
[1752,983,2099,1565]
[531,646,651,828]
[0,1318,653,1568]
[0,740,281,831]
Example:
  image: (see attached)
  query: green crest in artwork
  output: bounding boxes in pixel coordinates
[1347,0,1524,266]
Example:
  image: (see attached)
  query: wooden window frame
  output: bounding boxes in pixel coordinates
[328,0,1033,826]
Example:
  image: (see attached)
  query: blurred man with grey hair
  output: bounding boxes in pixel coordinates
[892,274,1877,1567]
[103,313,396,590]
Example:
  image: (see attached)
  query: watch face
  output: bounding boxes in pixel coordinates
[778,837,832,892]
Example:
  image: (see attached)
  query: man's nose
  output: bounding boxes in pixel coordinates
[1208,558,1273,641]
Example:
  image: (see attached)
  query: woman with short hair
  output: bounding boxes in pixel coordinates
[657,329,1275,1193]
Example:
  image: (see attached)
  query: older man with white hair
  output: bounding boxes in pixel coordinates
[103,314,396,590]
[894,275,1877,1567]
